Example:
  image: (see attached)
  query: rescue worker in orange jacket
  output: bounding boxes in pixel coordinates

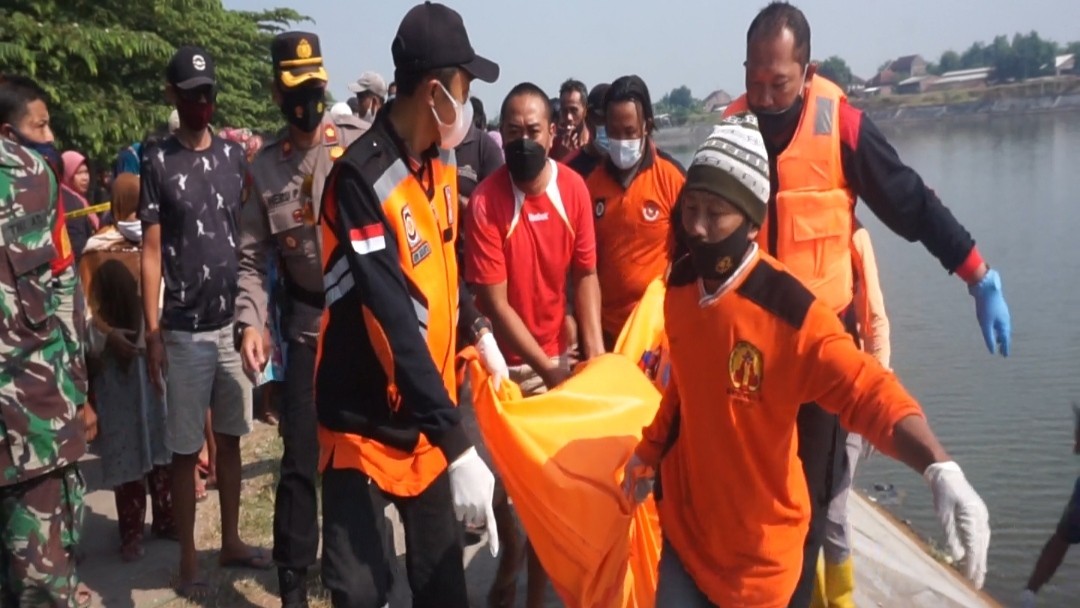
[314,4,508,607]
[569,75,685,346]
[622,114,990,608]
[725,4,1012,605]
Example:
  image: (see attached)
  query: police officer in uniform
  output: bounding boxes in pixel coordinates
[234,32,366,608]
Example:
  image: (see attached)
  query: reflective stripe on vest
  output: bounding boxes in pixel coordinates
[726,76,855,313]
[319,149,462,497]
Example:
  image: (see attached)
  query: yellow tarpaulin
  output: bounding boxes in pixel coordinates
[464,352,664,608]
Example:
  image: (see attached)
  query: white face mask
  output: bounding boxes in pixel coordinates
[432,81,473,150]
[117,219,143,244]
[608,137,643,170]
[361,108,376,123]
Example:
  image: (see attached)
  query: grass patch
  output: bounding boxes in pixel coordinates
[170,423,332,607]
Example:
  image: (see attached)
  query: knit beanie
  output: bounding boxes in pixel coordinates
[683,113,770,225]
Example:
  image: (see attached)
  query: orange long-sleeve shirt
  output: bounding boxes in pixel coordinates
[635,249,924,607]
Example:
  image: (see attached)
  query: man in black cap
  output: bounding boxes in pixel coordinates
[141,45,270,600]
[314,3,508,607]
[235,31,368,608]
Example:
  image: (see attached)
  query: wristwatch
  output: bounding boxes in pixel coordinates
[470,316,493,343]
[233,322,250,352]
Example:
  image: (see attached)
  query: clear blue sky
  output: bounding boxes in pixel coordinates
[224,0,1078,114]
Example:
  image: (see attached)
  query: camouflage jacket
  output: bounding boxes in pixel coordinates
[0,139,86,487]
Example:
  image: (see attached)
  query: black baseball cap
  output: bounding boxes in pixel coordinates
[167,46,216,90]
[271,32,328,89]
[391,2,499,84]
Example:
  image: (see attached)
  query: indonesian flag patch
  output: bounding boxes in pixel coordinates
[350,223,386,255]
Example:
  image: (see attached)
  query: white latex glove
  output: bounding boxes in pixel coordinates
[447,447,499,556]
[1019,589,1037,608]
[476,332,509,390]
[924,461,990,588]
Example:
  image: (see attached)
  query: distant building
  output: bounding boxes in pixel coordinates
[896,75,938,95]
[846,74,867,96]
[926,67,993,93]
[888,55,929,78]
[702,90,732,113]
[867,68,898,89]
[1052,54,1076,77]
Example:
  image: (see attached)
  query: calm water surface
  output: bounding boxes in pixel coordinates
[673,112,1080,605]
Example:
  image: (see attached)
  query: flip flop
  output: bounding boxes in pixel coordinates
[74,583,94,608]
[174,578,212,601]
[219,547,273,570]
[195,478,208,502]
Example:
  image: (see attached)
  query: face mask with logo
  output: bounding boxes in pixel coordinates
[504,138,548,183]
[432,81,473,150]
[686,218,752,282]
[608,136,643,170]
[281,87,325,133]
[177,98,215,131]
[594,126,610,153]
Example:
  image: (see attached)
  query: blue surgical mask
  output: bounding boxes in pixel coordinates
[594,126,610,153]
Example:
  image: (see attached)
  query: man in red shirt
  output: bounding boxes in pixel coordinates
[465,81,604,607]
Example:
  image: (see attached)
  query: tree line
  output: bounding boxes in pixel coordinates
[816,31,1080,88]
[0,0,305,165]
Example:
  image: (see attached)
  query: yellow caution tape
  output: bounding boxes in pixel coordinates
[65,202,111,219]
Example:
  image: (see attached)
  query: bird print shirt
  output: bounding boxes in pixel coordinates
[139,135,246,332]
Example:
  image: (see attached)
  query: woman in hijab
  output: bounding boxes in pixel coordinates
[79,173,174,561]
[60,150,101,260]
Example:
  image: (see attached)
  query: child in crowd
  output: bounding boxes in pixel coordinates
[80,173,174,561]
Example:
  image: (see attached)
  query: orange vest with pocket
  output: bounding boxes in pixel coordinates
[727,76,856,313]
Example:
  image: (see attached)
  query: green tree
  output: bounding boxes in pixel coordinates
[0,0,305,164]
[667,85,695,111]
[960,42,987,69]
[816,56,854,87]
[932,50,962,75]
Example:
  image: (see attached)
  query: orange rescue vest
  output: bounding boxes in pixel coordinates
[727,76,855,313]
[318,148,463,497]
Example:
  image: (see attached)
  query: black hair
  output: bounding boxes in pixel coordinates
[498,83,552,128]
[747,2,811,66]
[470,97,486,130]
[394,67,458,97]
[559,78,588,104]
[603,75,654,128]
[0,74,48,127]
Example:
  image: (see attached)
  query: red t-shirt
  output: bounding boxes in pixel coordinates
[464,161,596,365]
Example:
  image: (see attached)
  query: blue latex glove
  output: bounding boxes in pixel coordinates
[967,268,1011,357]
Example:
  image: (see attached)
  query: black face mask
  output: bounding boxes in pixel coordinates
[686,219,752,282]
[504,138,548,183]
[281,87,325,133]
[752,95,804,150]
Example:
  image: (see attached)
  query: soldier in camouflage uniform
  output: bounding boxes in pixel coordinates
[0,75,89,608]
[234,32,367,608]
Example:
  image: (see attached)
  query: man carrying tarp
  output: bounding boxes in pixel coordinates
[622,114,990,608]
[725,3,1012,605]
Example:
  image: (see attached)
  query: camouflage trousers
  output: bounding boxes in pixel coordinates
[0,465,84,608]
